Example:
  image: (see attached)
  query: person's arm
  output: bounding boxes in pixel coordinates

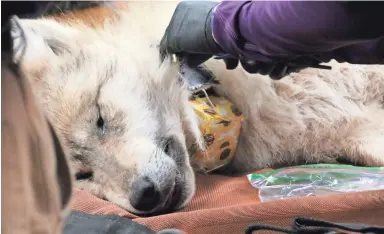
[212,1,384,64]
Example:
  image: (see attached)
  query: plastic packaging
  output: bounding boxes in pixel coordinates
[247,164,384,202]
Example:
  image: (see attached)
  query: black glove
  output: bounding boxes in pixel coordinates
[222,58,297,80]
[159,1,223,67]
[223,56,332,80]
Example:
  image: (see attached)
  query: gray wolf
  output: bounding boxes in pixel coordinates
[9,1,384,215]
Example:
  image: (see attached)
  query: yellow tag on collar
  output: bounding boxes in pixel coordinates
[189,95,244,173]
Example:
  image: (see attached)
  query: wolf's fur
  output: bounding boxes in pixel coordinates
[11,1,384,215]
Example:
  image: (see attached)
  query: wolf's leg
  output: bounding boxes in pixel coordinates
[340,117,384,166]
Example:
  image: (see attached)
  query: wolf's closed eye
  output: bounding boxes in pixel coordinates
[97,115,104,129]
[163,137,173,155]
[96,105,106,135]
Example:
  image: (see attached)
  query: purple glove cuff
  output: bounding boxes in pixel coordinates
[210,4,219,44]
[211,3,236,60]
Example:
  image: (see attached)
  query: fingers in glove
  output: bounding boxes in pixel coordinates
[257,62,277,76]
[269,63,289,80]
[223,58,239,70]
[241,60,278,75]
[240,60,261,74]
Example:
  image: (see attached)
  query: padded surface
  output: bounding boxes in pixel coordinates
[72,171,384,234]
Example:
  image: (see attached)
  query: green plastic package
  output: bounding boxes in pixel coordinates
[247,164,384,202]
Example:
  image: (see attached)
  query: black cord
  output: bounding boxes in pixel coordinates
[245,224,294,234]
[245,217,384,234]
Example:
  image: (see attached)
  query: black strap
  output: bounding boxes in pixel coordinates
[245,224,295,234]
[293,217,384,233]
[245,216,384,234]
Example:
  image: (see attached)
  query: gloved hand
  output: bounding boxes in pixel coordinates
[159,1,223,67]
[222,58,298,80]
[223,56,331,80]
[159,1,331,79]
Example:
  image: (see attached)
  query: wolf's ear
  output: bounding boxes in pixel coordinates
[9,15,78,64]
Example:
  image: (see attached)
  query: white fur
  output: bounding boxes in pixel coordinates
[11,1,384,214]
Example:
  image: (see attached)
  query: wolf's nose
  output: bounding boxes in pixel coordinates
[130,176,160,211]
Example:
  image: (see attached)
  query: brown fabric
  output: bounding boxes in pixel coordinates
[72,172,384,234]
[1,61,73,234]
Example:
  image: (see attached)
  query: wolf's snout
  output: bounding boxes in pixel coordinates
[129,176,161,211]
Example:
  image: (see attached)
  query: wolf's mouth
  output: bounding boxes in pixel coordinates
[145,176,184,216]
[166,181,183,210]
[137,182,183,217]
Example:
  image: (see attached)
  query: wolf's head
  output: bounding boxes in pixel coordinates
[10,13,205,215]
